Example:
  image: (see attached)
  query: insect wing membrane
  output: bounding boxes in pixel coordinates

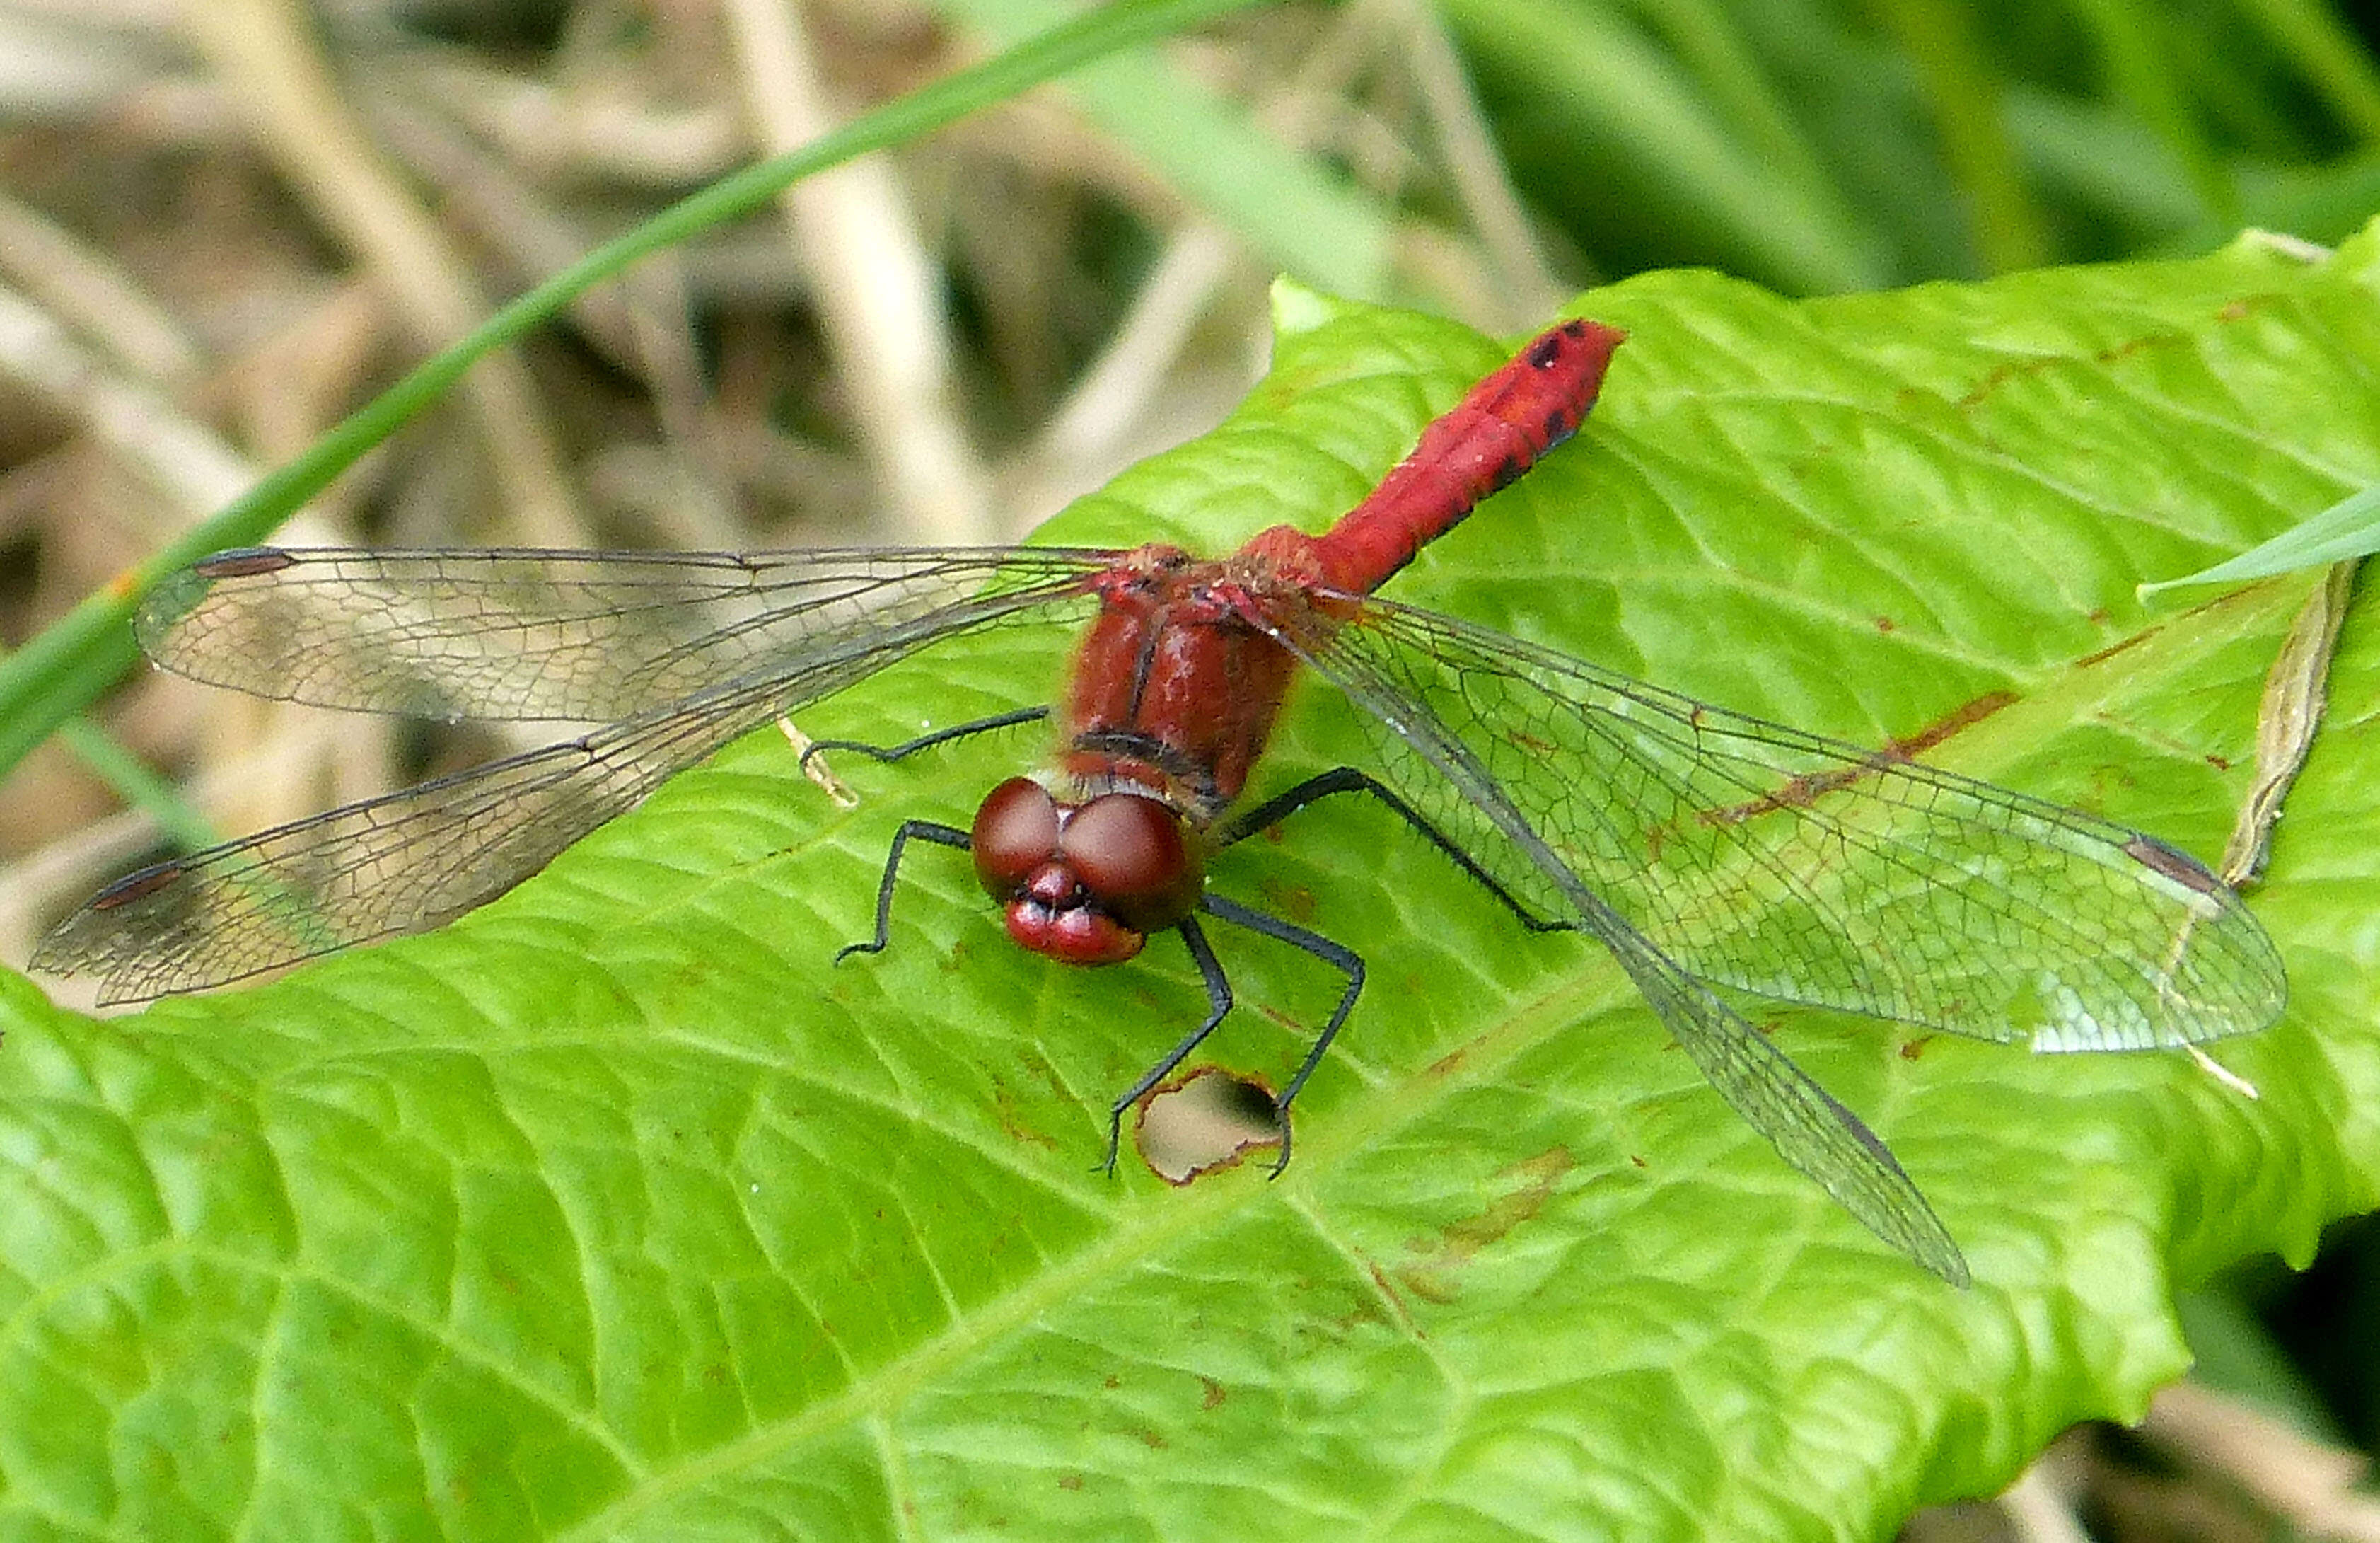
[35,712,723,1002]
[1598,913,1970,1283]
[1276,596,2285,1053]
[41,552,1112,1000]
[139,546,1120,722]
[1250,590,1970,1281]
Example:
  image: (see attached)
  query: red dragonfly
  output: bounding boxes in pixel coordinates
[35,320,2285,1283]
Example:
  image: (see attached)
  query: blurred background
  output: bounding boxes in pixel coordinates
[1,1,2376,1534]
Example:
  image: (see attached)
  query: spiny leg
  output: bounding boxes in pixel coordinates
[837,819,971,963]
[801,705,1050,771]
[1119,767,1502,1174]
[1199,894,1362,1175]
[1212,765,1572,934]
[824,707,1048,957]
[1104,913,1235,1174]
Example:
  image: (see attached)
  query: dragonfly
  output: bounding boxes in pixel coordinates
[34,320,2287,1285]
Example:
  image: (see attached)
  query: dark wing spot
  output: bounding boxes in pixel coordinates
[192,548,298,579]
[2123,834,2224,896]
[91,862,186,908]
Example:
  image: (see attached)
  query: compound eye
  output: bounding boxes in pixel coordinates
[1061,793,1200,933]
[972,778,1060,898]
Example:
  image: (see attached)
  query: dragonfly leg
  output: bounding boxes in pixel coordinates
[801,705,1050,771]
[1198,893,1364,1177]
[835,819,971,964]
[1211,766,1567,932]
[1103,912,1236,1174]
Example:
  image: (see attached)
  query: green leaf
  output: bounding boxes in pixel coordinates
[8,228,2379,1539]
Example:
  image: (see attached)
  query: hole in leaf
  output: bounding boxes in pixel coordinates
[1137,1067,1280,1181]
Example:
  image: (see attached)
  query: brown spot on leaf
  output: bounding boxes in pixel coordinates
[1393,1269,1463,1307]
[1896,690,2021,755]
[1362,1260,1424,1335]
[1257,877,1317,924]
[1701,691,2017,825]
[2076,629,2156,669]
[1395,1148,1576,1302]
[993,1082,1059,1151]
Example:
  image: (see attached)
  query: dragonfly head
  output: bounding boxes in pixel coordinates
[971,777,1202,966]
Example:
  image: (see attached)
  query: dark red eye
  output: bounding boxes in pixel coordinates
[1060,792,1200,933]
[972,777,1060,898]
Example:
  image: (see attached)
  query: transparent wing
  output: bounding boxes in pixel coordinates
[1251,594,2285,1281]
[39,552,1106,1001]
[36,698,769,1003]
[1266,596,2285,1053]
[1598,903,1968,1283]
[135,545,1124,721]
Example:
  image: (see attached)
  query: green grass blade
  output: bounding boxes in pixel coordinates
[1866,0,2050,273]
[1441,0,1887,293]
[52,716,219,855]
[939,0,1391,295]
[2139,478,2380,597]
[2233,0,2380,142]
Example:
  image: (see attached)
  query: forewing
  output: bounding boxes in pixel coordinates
[1265,596,2285,1051]
[41,570,1100,1001]
[137,545,1121,721]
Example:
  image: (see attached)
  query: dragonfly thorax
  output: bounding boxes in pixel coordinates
[970,776,1204,966]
